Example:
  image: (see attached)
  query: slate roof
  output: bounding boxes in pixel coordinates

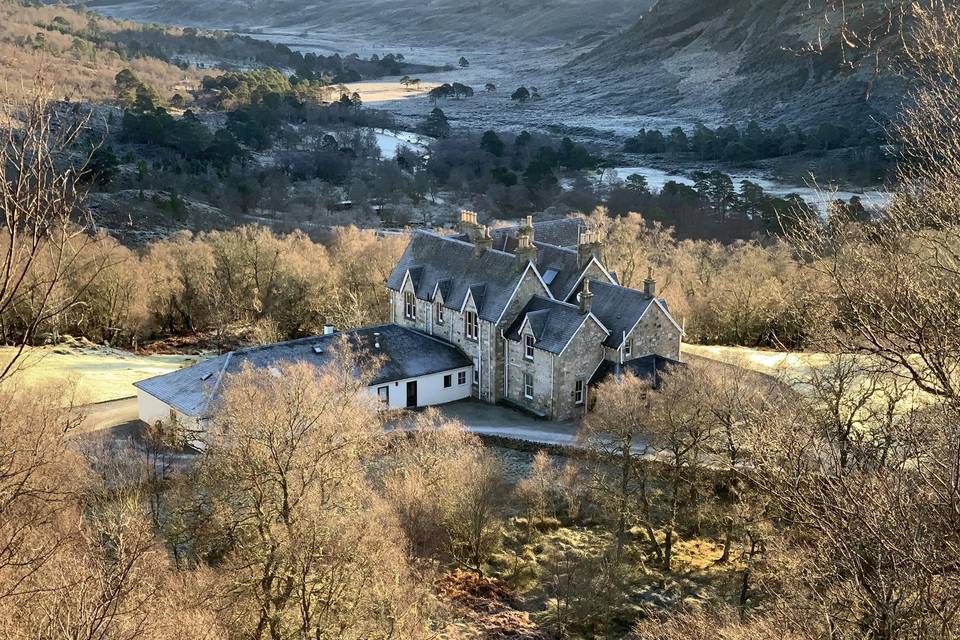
[133,324,472,419]
[387,231,530,322]
[588,280,658,349]
[504,296,607,354]
[489,218,586,249]
[590,354,682,387]
[533,242,585,299]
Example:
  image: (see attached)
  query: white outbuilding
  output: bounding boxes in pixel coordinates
[133,323,474,432]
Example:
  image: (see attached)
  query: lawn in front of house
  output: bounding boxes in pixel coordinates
[0,340,202,405]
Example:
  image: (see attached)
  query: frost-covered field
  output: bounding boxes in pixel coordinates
[0,343,200,405]
[682,344,840,378]
[683,344,934,411]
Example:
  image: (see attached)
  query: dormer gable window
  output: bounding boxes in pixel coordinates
[465,311,479,341]
[525,334,535,360]
[435,301,445,325]
[404,291,416,320]
[624,336,633,358]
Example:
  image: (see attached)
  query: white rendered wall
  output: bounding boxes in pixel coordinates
[370,366,473,410]
[136,389,201,432]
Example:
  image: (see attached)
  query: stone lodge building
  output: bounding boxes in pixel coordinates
[386,213,683,420]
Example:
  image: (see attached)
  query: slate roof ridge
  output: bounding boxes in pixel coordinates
[222,323,399,359]
[201,351,233,417]
[412,228,515,258]
[533,240,576,255]
[530,294,583,312]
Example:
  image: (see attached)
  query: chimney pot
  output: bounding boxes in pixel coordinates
[515,227,538,270]
[577,228,603,268]
[474,225,493,256]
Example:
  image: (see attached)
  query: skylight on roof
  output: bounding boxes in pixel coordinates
[200,372,213,381]
[313,345,324,354]
[542,269,559,285]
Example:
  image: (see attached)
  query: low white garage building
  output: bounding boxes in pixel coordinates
[133,324,474,431]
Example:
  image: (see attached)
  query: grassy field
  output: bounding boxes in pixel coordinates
[683,343,934,412]
[0,341,201,405]
[682,343,836,377]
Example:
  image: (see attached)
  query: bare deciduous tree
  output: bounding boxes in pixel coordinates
[0,81,112,381]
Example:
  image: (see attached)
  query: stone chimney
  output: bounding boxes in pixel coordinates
[577,229,603,269]
[515,230,538,271]
[474,225,493,256]
[579,278,594,314]
[522,214,535,243]
[459,210,480,241]
[644,267,657,299]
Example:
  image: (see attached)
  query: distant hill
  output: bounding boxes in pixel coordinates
[75,0,655,44]
[0,2,204,104]
[568,0,907,129]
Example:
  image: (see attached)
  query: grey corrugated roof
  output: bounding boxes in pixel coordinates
[134,324,472,419]
[588,280,657,349]
[504,296,602,354]
[387,231,528,322]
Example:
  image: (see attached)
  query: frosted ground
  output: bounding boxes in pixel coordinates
[0,341,199,405]
[89,3,894,206]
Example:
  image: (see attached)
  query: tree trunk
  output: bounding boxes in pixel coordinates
[718,517,733,564]
[663,528,673,572]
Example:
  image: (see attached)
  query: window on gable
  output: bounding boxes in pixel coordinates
[444,374,452,388]
[624,337,633,358]
[435,301,444,325]
[575,379,585,406]
[404,291,416,320]
[525,334,535,360]
[465,311,479,341]
[524,373,534,399]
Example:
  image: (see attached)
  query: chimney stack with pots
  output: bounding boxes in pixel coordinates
[474,225,493,256]
[579,278,594,314]
[515,229,539,271]
[523,215,535,243]
[577,229,603,269]
[459,210,481,241]
[644,267,657,299]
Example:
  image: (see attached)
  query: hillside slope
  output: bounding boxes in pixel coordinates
[0,2,205,103]
[78,0,654,44]
[569,0,906,128]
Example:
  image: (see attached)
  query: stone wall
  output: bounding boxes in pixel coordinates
[630,301,682,360]
[504,325,556,417]
[504,317,606,420]
[494,266,551,402]
[554,318,608,420]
